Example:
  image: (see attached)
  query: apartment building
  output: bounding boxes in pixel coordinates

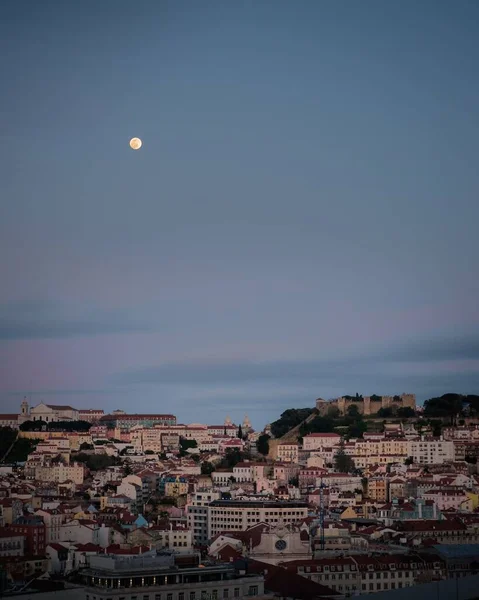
[35,509,63,544]
[9,516,46,556]
[207,499,308,539]
[367,478,389,503]
[423,488,473,512]
[35,462,85,485]
[187,490,221,546]
[276,443,299,463]
[0,530,25,557]
[284,553,444,595]
[232,462,271,483]
[148,523,193,551]
[407,440,455,464]
[303,433,341,451]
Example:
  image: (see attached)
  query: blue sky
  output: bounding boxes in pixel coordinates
[1,0,478,428]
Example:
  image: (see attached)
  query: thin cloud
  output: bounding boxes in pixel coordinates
[114,333,479,386]
[375,333,479,363]
[0,302,154,340]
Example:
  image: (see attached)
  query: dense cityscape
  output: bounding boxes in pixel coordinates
[1,392,479,599]
[2,1,478,600]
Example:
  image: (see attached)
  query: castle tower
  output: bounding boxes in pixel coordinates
[224,415,232,426]
[243,414,252,430]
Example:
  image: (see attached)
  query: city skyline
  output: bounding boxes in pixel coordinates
[1,0,479,428]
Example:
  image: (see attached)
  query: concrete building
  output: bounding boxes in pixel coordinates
[187,489,222,546]
[207,499,309,539]
[83,553,265,600]
[407,439,455,464]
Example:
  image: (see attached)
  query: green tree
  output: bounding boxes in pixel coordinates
[430,420,443,437]
[347,404,361,418]
[237,425,243,439]
[334,442,355,473]
[270,408,315,438]
[179,438,198,456]
[327,406,340,419]
[79,442,94,451]
[423,393,464,425]
[201,461,215,475]
[347,420,367,439]
[19,420,47,432]
[256,434,270,456]
[221,448,243,468]
[404,456,414,465]
[377,407,394,418]
[74,453,120,470]
[397,407,415,418]
[303,415,335,434]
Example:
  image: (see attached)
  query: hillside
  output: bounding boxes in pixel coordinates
[268,408,318,459]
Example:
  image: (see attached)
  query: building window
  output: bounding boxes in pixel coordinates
[248,586,258,596]
[234,589,240,598]
[190,594,196,600]
[167,595,172,600]
[223,590,229,599]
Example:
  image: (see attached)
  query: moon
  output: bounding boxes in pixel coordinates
[129,137,142,150]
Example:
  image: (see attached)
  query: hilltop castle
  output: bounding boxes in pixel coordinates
[316,393,416,417]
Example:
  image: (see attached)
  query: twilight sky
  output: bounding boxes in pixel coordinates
[1,0,478,428]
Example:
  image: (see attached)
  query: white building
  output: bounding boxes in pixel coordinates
[407,439,455,464]
[187,490,222,546]
[303,432,341,451]
[35,509,63,544]
[23,402,79,424]
[60,519,99,545]
[207,499,308,539]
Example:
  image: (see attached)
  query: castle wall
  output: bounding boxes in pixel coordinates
[316,394,416,417]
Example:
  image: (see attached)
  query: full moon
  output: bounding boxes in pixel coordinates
[129,137,142,150]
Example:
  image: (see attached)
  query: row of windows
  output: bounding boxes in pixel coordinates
[87,588,246,600]
[362,582,410,591]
